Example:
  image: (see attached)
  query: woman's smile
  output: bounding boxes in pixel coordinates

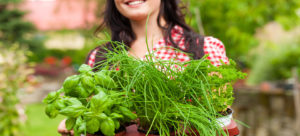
[125,0,146,8]
[114,0,160,21]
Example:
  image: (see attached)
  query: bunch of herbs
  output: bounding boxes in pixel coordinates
[94,41,246,136]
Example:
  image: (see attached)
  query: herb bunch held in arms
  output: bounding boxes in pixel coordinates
[96,42,246,136]
[43,64,137,136]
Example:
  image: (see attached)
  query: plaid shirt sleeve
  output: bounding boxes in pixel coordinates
[86,48,99,67]
[203,37,229,66]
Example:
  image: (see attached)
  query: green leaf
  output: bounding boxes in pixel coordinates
[86,118,100,134]
[64,98,83,106]
[45,104,59,119]
[43,91,59,104]
[65,83,90,98]
[81,74,95,92]
[78,64,92,74]
[94,86,108,95]
[110,113,123,119]
[96,113,108,120]
[100,117,115,136]
[118,106,137,120]
[77,122,86,134]
[65,118,76,130]
[90,91,108,113]
[113,119,120,130]
[54,99,66,110]
[95,70,118,89]
[63,75,80,89]
[59,105,86,117]
[73,117,83,136]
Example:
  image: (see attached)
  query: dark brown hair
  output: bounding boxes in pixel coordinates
[92,0,204,65]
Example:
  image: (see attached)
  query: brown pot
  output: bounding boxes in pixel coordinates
[137,125,176,136]
[86,130,126,136]
[91,126,126,136]
[62,126,126,136]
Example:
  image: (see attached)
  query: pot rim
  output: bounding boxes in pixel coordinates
[216,108,234,127]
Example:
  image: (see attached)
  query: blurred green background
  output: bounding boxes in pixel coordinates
[0,0,300,136]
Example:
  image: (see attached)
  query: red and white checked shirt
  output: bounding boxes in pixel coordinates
[87,25,229,67]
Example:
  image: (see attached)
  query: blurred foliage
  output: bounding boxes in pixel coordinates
[186,0,300,66]
[0,0,45,62]
[31,29,99,66]
[0,9,35,42]
[0,43,33,136]
[0,0,21,4]
[247,40,300,85]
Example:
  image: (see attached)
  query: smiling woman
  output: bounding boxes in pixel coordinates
[58,0,231,135]
[89,0,228,68]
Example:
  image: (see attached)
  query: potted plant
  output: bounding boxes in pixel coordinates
[43,64,137,136]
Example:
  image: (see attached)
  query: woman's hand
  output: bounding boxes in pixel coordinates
[58,119,74,136]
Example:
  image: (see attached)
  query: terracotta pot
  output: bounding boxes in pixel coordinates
[91,126,126,136]
[63,126,126,136]
[86,130,126,136]
[134,125,175,136]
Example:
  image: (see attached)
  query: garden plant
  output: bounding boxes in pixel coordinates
[0,43,33,136]
[185,0,300,65]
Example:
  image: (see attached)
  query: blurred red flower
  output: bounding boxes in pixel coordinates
[44,56,57,65]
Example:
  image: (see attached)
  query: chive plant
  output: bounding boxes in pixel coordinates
[94,40,246,136]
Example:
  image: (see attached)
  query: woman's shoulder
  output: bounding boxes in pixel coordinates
[85,43,111,68]
[203,36,225,51]
[203,36,229,66]
[85,46,100,67]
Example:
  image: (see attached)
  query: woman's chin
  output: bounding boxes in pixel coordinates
[126,13,149,21]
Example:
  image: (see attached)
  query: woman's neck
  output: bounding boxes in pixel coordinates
[128,12,166,59]
[130,14,165,42]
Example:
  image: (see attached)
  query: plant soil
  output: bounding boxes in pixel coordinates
[137,125,176,136]
[89,126,126,136]
[218,108,233,117]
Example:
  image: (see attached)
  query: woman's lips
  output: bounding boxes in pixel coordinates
[125,0,146,8]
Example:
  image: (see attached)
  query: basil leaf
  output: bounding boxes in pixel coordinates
[65,118,76,130]
[63,75,80,89]
[96,113,108,120]
[113,119,120,130]
[95,71,118,89]
[65,83,89,98]
[119,106,137,120]
[86,118,100,134]
[43,91,59,104]
[100,117,115,136]
[81,74,95,92]
[78,64,92,74]
[45,104,59,119]
[110,113,123,119]
[54,99,66,110]
[64,98,83,106]
[94,86,108,95]
[90,91,108,113]
[59,105,86,117]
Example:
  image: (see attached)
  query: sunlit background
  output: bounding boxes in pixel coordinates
[0,0,300,136]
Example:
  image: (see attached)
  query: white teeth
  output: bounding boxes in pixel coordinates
[128,1,144,5]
